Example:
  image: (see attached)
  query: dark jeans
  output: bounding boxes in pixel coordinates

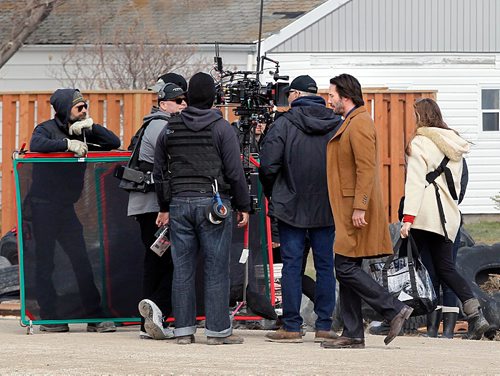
[32,201,102,319]
[169,197,233,338]
[411,229,474,304]
[278,221,335,332]
[420,231,460,308]
[136,212,174,331]
[335,254,404,339]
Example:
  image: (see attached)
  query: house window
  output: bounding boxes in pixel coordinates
[482,89,500,131]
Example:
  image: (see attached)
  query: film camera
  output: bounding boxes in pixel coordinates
[212,49,289,213]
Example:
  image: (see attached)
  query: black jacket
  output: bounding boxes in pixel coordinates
[30,89,120,153]
[259,96,342,228]
[29,88,120,204]
[153,106,251,212]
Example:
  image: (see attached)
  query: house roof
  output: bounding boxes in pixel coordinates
[0,0,328,45]
[266,0,500,53]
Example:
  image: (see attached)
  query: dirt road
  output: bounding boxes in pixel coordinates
[0,317,498,375]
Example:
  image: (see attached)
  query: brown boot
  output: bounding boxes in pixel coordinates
[265,328,302,343]
[207,334,244,345]
[321,336,365,349]
[314,330,340,343]
[384,305,413,345]
[176,335,195,345]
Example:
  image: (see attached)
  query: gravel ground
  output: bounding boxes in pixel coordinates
[0,318,499,376]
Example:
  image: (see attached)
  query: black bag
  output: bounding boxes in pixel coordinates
[368,234,437,316]
[114,117,156,192]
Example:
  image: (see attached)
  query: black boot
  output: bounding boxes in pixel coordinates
[442,310,458,339]
[426,309,441,338]
[463,298,489,340]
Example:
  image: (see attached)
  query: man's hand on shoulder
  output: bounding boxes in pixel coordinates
[69,118,93,136]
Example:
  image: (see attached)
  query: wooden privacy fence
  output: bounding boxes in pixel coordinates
[0,89,435,232]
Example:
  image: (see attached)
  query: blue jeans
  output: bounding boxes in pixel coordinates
[278,220,336,332]
[169,197,233,337]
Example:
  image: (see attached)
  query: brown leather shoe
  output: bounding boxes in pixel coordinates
[321,336,365,349]
[314,330,340,343]
[265,328,302,343]
[207,334,244,345]
[384,305,413,345]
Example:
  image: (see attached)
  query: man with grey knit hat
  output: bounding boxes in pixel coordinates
[153,72,250,345]
[29,88,120,333]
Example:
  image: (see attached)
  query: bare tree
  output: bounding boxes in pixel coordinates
[52,7,210,90]
[0,0,62,69]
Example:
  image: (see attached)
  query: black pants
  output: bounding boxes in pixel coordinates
[335,254,404,339]
[32,202,102,319]
[136,213,174,331]
[411,229,474,303]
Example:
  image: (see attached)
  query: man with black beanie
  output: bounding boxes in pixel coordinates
[153,72,251,345]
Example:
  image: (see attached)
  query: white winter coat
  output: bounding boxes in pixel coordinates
[403,127,470,240]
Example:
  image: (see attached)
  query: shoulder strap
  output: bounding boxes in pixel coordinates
[425,156,455,242]
[458,159,468,204]
[127,116,156,168]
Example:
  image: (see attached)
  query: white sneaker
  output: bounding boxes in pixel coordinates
[139,330,152,339]
[138,299,174,340]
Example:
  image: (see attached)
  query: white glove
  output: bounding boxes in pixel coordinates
[66,138,88,157]
[69,118,93,136]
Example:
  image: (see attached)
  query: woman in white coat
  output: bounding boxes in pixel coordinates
[400,98,489,340]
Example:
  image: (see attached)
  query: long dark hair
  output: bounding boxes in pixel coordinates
[406,98,459,155]
[329,74,364,107]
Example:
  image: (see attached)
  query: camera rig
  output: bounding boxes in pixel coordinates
[212,44,289,213]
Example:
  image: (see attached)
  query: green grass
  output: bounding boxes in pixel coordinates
[463,221,500,245]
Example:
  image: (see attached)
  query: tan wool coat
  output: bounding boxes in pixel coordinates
[326,106,393,258]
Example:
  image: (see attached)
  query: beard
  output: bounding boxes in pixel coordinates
[69,113,86,123]
[332,100,344,116]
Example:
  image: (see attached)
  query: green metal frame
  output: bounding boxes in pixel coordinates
[13,155,273,326]
[13,156,139,326]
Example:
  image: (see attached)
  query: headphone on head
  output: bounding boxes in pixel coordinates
[158,82,183,101]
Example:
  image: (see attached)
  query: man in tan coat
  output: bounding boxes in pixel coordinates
[322,74,413,349]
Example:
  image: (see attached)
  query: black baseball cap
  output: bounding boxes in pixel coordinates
[149,72,188,92]
[158,82,186,101]
[283,75,318,94]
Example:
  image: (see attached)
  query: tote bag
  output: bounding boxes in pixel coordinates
[368,234,437,316]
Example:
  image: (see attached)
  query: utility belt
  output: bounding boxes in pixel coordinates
[114,161,155,193]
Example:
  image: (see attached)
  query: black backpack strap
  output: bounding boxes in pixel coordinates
[426,157,449,185]
[127,117,156,169]
[425,157,453,243]
[458,159,468,204]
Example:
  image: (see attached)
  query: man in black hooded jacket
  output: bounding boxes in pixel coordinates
[259,75,342,343]
[29,88,120,333]
[153,72,250,345]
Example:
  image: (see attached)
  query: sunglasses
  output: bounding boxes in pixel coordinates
[168,97,187,105]
[286,90,297,98]
[76,103,88,112]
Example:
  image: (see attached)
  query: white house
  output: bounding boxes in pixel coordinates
[260,0,500,215]
[0,0,498,215]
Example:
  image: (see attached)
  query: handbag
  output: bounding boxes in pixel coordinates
[368,234,437,316]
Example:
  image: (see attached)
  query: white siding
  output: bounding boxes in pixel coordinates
[270,0,500,53]
[265,52,500,214]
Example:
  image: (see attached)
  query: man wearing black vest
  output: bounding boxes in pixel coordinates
[153,72,250,345]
